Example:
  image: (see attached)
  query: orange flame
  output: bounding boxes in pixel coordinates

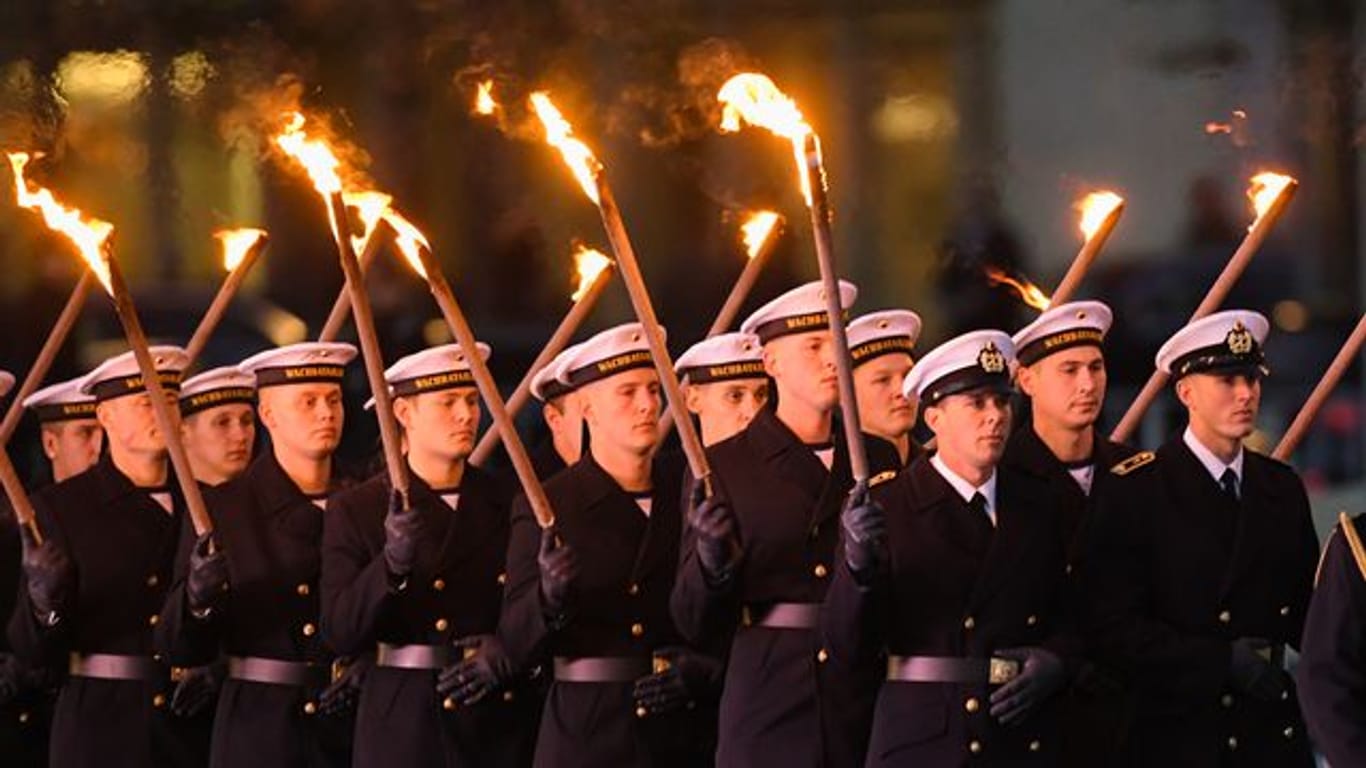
[7,152,114,293]
[1076,191,1123,241]
[343,190,393,253]
[570,245,612,302]
[475,80,497,115]
[717,73,820,205]
[1247,172,1295,231]
[274,112,342,196]
[985,267,1051,311]
[384,208,432,279]
[740,210,781,259]
[215,228,267,271]
[1204,122,1233,135]
[529,92,602,205]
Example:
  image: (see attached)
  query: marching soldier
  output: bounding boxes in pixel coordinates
[848,310,923,467]
[22,375,103,485]
[675,332,769,447]
[501,323,720,767]
[322,342,531,767]
[8,347,199,768]
[1087,310,1318,767]
[824,330,1072,766]
[1003,300,1139,765]
[156,342,364,768]
[526,342,588,480]
[179,366,258,488]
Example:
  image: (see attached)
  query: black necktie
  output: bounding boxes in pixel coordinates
[968,492,989,520]
[1219,468,1240,503]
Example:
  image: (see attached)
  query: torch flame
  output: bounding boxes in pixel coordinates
[343,190,393,253]
[475,80,497,115]
[384,208,432,279]
[740,210,781,259]
[529,92,602,205]
[716,73,820,205]
[1076,191,1123,241]
[274,112,343,196]
[985,267,1051,312]
[7,152,114,293]
[1247,172,1294,231]
[216,228,267,271]
[570,245,612,302]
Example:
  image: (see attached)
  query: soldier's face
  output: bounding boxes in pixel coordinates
[397,388,481,462]
[96,392,168,457]
[182,404,255,485]
[854,353,916,442]
[925,388,1012,473]
[685,378,769,446]
[765,330,839,413]
[1017,347,1106,431]
[543,392,585,463]
[259,384,344,460]
[41,419,103,482]
[1177,371,1261,442]
[581,368,661,456]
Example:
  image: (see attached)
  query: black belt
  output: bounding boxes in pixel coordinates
[742,602,820,630]
[553,657,653,683]
[68,653,162,682]
[887,655,1022,685]
[227,656,330,688]
[376,643,453,670]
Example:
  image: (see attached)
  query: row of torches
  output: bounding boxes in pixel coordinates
[2,71,1359,547]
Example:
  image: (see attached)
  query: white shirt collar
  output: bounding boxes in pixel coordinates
[930,453,998,526]
[1182,426,1244,486]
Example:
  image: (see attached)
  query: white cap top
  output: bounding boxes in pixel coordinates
[23,376,95,422]
[675,332,765,384]
[180,366,257,416]
[79,346,190,401]
[1012,300,1113,367]
[1155,309,1270,379]
[531,342,585,403]
[364,342,491,410]
[740,279,858,344]
[238,342,358,389]
[903,330,1015,403]
[555,323,660,389]
[847,310,923,368]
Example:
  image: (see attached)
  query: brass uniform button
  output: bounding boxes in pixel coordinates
[148,614,159,627]
[816,648,829,664]
[1218,610,1231,624]
[433,578,446,592]
[146,574,159,588]
[302,622,317,637]
[296,583,310,596]
[636,706,648,718]
[1221,694,1234,708]
[502,691,515,703]
[1029,740,1041,752]
[630,623,644,638]
[963,616,976,631]
[813,564,828,579]
[964,697,980,713]
[152,694,166,708]
[17,711,29,724]
[1026,614,1038,627]
[968,740,982,754]
[304,701,318,715]
[497,573,507,586]
[1283,726,1295,739]
[435,618,449,632]
[1227,737,1238,750]
[443,697,456,711]
[628,583,640,596]
[1279,605,1290,617]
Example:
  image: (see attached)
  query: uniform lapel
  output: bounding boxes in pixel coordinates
[629,456,683,586]
[1160,440,1237,569]
[253,453,321,543]
[969,466,1038,610]
[909,458,993,560]
[1220,453,1274,598]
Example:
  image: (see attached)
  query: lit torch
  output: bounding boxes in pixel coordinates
[1049,190,1124,306]
[183,228,270,368]
[9,153,214,538]
[475,80,497,116]
[986,267,1052,312]
[1272,313,1366,461]
[317,191,397,341]
[1111,171,1298,443]
[469,244,616,467]
[716,72,870,480]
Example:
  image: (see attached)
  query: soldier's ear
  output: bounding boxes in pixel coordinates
[1015,364,1036,397]
[40,427,60,461]
[1174,377,1195,408]
[922,402,943,434]
[684,383,703,415]
[762,345,780,379]
[94,401,114,431]
[392,396,414,430]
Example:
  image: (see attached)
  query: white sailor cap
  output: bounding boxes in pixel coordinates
[531,342,585,403]
[0,370,13,400]
[740,279,858,344]
[363,342,490,410]
[1012,300,1113,367]
[1156,309,1269,380]
[847,310,922,369]
[903,330,1015,404]
[675,332,765,384]
[555,323,659,389]
[79,346,190,402]
[23,376,97,423]
[179,366,257,417]
[238,342,358,389]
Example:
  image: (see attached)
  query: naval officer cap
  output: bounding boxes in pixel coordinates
[847,310,923,369]
[1012,300,1113,367]
[1156,309,1270,381]
[740,279,858,344]
[79,346,190,402]
[531,342,585,403]
[365,342,490,410]
[238,342,358,389]
[904,330,1015,404]
[675,332,765,385]
[23,376,97,423]
[179,366,257,417]
[556,323,659,389]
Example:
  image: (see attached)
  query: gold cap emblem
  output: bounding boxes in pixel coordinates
[1226,321,1254,355]
[978,342,1006,374]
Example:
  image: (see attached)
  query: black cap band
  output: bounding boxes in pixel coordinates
[921,369,1013,405]
[752,310,848,344]
[33,401,97,423]
[565,350,653,388]
[1016,328,1104,367]
[180,387,256,417]
[89,371,183,403]
[253,365,346,388]
[850,336,914,368]
[392,370,475,398]
[1171,345,1268,380]
[535,379,574,402]
[681,360,766,384]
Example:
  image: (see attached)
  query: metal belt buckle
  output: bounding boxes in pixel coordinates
[331,659,347,684]
[169,666,188,683]
[989,657,1021,685]
[462,645,479,662]
[651,654,672,675]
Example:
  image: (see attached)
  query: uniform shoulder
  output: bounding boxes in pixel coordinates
[1109,450,1156,477]
[1243,449,1299,480]
[868,468,899,489]
[1318,512,1366,585]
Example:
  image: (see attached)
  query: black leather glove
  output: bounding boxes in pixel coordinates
[170,664,222,717]
[989,647,1066,725]
[688,481,741,583]
[437,635,514,707]
[841,480,886,580]
[633,646,723,717]
[1229,637,1285,702]
[538,526,578,621]
[21,527,72,622]
[383,490,421,579]
[317,655,370,716]
[186,533,230,611]
[0,653,21,706]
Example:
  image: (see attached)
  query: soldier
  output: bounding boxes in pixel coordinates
[1087,310,1318,766]
[1002,300,1139,765]
[674,332,768,447]
[848,310,923,467]
[526,342,588,481]
[22,376,103,484]
[501,323,720,767]
[156,342,365,768]
[824,330,1071,765]
[8,347,198,768]
[179,366,257,487]
[322,342,531,767]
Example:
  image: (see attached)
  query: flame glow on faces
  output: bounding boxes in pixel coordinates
[571,245,612,302]
[985,267,1051,312]
[215,228,267,271]
[475,80,497,115]
[529,92,602,205]
[717,73,821,205]
[1076,191,1123,241]
[1247,172,1295,232]
[274,112,343,196]
[740,210,781,259]
[7,152,114,293]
